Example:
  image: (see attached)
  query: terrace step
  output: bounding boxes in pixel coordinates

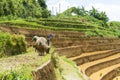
[100,66,120,80]
[85,53,120,76]
[70,49,120,65]
[89,63,120,80]
[68,49,120,80]
[113,76,120,80]
[79,53,120,74]
[69,50,111,60]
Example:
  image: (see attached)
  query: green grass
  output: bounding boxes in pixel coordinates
[0,18,120,38]
[0,47,52,80]
[0,46,89,80]
[0,66,32,80]
[53,53,87,80]
[0,20,92,32]
[55,68,63,80]
[27,18,99,29]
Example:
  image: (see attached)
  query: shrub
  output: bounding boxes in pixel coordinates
[0,15,19,21]
[0,66,32,80]
[0,32,27,57]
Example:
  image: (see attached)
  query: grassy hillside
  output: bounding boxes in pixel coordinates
[0,14,120,80]
[107,21,120,37]
[0,17,120,38]
[0,47,88,80]
[0,17,99,31]
[0,47,51,80]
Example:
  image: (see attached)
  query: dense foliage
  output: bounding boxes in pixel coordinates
[0,0,50,18]
[89,7,109,23]
[57,7,109,24]
[0,32,26,57]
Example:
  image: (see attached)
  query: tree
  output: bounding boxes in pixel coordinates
[41,9,51,18]
[89,7,109,23]
[99,11,109,23]
[89,7,99,18]
[3,0,11,16]
[75,6,88,16]
[0,2,4,16]
[37,0,47,9]
[0,0,50,18]
[8,0,14,15]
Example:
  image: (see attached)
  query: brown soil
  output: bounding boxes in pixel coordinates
[101,67,120,80]
[85,54,120,76]
[80,53,120,74]
[71,49,120,65]
[112,76,120,80]
[0,25,85,38]
[69,49,120,80]
[69,50,111,60]
[90,64,120,80]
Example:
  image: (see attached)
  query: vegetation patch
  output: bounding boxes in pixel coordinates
[0,66,32,80]
[0,0,50,19]
[0,47,51,80]
[0,31,26,57]
[53,53,87,80]
[1,17,120,38]
[0,20,91,32]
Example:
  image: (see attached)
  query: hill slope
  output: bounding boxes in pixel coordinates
[0,18,120,38]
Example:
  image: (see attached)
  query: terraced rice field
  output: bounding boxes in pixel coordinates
[1,23,120,80]
[70,49,120,80]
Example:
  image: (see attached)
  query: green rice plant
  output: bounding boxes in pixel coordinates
[1,18,120,38]
[36,21,95,29]
[0,20,92,32]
